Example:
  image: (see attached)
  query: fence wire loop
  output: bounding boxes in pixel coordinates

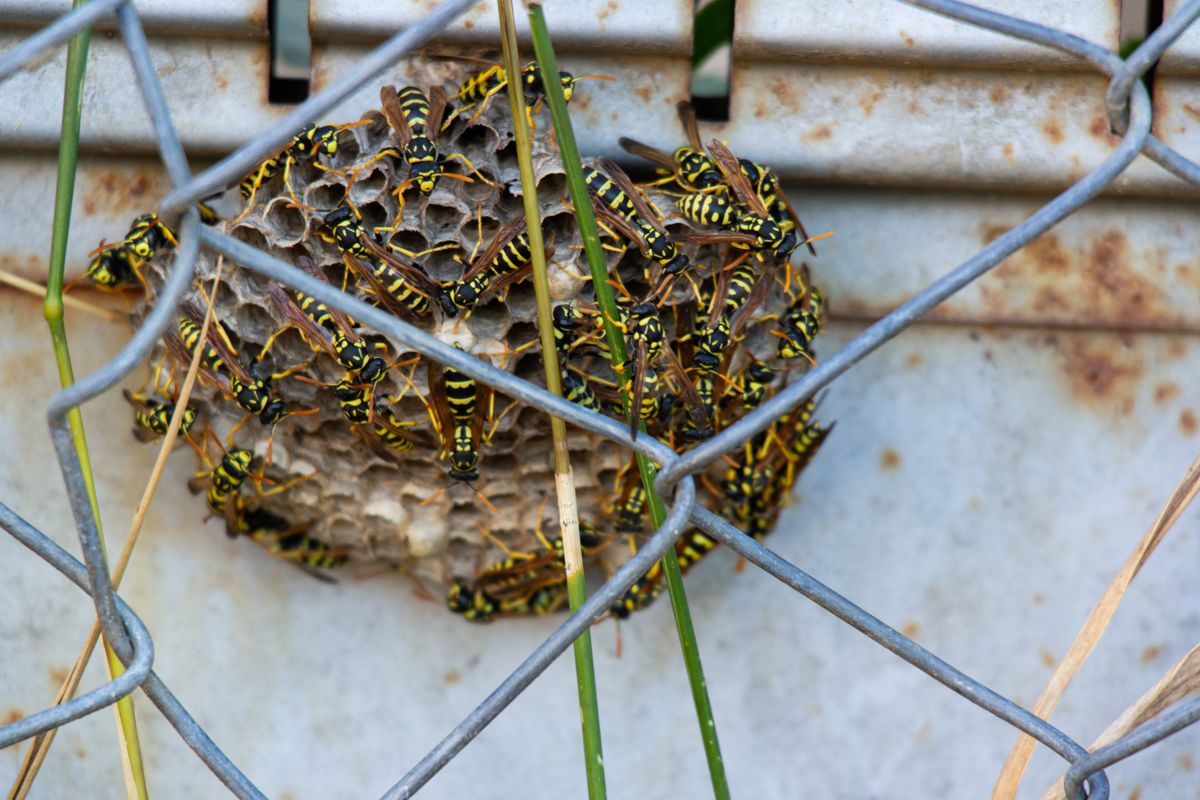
[2,0,1200,798]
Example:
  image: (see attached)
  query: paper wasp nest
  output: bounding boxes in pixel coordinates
[136,62,821,594]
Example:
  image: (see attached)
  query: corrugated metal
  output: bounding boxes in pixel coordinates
[311,0,692,54]
[734,0,1119,68]
[3,0,267,37]
[1158,0,1200,73]
[4,2,1200,798]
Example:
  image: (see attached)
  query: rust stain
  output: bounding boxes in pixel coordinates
[968,496,982,511]
[754,101,768,119]
[803,123,832,143]
[1001,141,1014,159]
[989,86,1007,104]
[1154,382,1181,405]
[443,669,460,684]
[1180,753,1194,771]
[1039,649,1056,668]
[901,621,920,637]
[899,30,915,47]
[1032,592,1046,605]
[634,85,652,104]
[1042,120,1064,145]
[48,665,69,685]
[907,98,924,115]
[1167,339,1187,360]
[1129,787,1141,800]
[74,744,87,759]
[904,352,922,369]
[1089,114,1111,139]
[4,708,22,725]
[82,167,159,217]
[1183,103,1200,124]
[1140,644,1164,663]
[1058,337,1143,415]
[1181,409,1197,436]
[769,77,801,112]
[463,18,475,29]
[858,88,884,118]
[879,448,901,471]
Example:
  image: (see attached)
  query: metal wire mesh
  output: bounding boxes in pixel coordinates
[2,1,1200,798]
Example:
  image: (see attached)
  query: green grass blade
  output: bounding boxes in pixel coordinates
[496,1,607,796]
[42,3,150,798]
[692,0,734,68]
[526,5,731,798]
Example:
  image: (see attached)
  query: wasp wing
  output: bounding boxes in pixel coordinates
[707,139,770,218]
[379,84,411,148]
[677,101,704,150]
[618,136,679,173]
[595,157,667,235]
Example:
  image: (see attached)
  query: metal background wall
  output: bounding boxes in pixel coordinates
[2,1,1199,798]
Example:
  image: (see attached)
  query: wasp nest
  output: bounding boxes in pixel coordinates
[129,61,832,616]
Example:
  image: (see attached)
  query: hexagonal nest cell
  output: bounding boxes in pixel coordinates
[128,59,833,618]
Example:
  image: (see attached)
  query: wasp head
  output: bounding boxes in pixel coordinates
[323,206,354,227]
[409,160,441,194]
[437,287,465,317]
[313,125,339,158]
[559,72,576,101]
[448,456,479,483]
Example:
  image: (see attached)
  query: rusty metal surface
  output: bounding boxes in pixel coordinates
[734,0,1119,68]
[1159,0,1200,73]
[311,0,691,54]
[717,64,1191,193]
[2,0,267,37]
[3,294,1197,797]
[0,35,686,162]
[799,185,1200,332]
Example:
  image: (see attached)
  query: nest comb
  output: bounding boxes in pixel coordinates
[134,63,822,598]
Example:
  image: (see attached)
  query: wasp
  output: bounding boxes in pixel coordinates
[774,277,826,363]
[123,389,198,442]
[739,361,775,410]
[616,301,710,440]
[85,213,176,290]
[438,217,543,317]
[583,159,694,277]
[613,468,648,534]
[225,505,346,582]
[735,157,818,258]
[441,57,613,131]
[610,561,664,619]
[561,366,610,413]
[775,400,834,490]
[618,101,725,193]
[427,353,492,482]
[170,309,290,426]
[234,122,359,222]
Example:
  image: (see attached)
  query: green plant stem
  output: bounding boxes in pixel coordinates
[496,1,607,797]
[42,5,150,799]
[526,5,730,798]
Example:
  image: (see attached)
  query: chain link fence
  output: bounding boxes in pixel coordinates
[2,1,1199,798]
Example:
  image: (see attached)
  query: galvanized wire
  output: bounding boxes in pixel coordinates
[2,1,1200,798]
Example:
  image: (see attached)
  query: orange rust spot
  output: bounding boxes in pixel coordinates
[1167,339,1187,359]
[858,88,884,117]
[443,669,460,684]
[968,496,982,511]
[463,18,474,29]
[74,744,87,759]
[1089,115,1110,138]
[904,352,922,369]
[907,99,924,115]
[1140,644,1164,663]
[1032,592,1046,605]
[1039,649,1056,668]
[879,448,901,471]
[899,31,915,47]
[81,167,160,218]
[1154,382,1181,405]
[989,86,1007,104]
[1058,338,1143,415]
[769,77,801,112]
[754,101,767,119]
[634,85,652,104]
[803,124,832,143]
[48,665,69,685]
[1181,409,1197,436]
[4,708,22,725]
[1128,787,1141,800]
[980,223,1009,245]
[1180,753,1194,771]
[1001,141,1014,159]
[901,621,920,637]
[1183,103,1200,124]
[1042,120,1064,144]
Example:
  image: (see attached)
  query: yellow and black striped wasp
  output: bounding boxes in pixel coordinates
[619,300,708,440]
[427,353,492,483]
[770,266,826,364]
[233,121,366,223]
[84,213,177,290]
[441,57,613,131]
[618,100,725,194]
[225,504,346,583]
[733,156,818,258]
[261,256,388,385]
[123,389,198,442]
[437,217,545,317]
[187,426,314,519]
[676,139,788,255]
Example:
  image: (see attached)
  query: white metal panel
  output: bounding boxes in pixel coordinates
[717,64,1180,192]
[2,297,1197,798]
[311,0,692,55]
[2,0,267,38]
[734,0,1120,68]
[1157,0,1200,74]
